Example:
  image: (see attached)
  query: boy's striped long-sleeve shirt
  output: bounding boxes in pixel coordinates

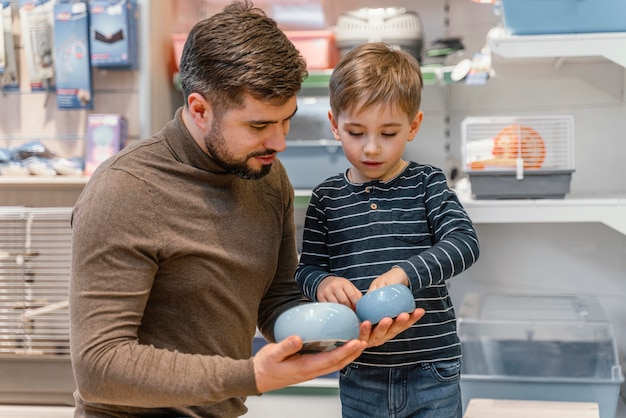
[295,162,480,366]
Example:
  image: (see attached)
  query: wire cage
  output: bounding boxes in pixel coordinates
[0,207,75,405]
[461,115,575,199]
[0,207,72,357]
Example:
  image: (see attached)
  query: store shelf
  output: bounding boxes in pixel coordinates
[297,191,626,236]
[174,65,460,92]
[0,175,89,186]
[0,176,88,207]
[488,29,626,68]
[462,197,626,236]
[302,66,457,90]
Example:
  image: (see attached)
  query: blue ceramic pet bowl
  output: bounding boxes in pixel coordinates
[356,284,416,324]
[274,302,360,352]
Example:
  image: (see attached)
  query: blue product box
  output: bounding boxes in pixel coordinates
[85,114,128,175]
[53,1,93,109]
[501,0,626,35]
[89,0,138,68]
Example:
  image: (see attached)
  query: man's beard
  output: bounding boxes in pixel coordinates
[204,117,274,180]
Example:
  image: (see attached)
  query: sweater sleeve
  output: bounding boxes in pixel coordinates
[69,169,258,409]
[394,169,480,288]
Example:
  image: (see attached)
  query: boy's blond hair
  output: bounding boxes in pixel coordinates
[329,42,423,120]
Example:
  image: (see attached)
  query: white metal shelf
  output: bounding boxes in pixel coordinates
[461,197,626,236]
[297,191,626,236]
[488,29,626,68]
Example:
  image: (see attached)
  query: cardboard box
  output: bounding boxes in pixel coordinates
[464,399,600,418]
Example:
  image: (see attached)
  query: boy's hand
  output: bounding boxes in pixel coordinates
[317,276,362,310]
[368,267,409,291]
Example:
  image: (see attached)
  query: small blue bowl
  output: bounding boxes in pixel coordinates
[274,303,360,352]
[356,284,416,324]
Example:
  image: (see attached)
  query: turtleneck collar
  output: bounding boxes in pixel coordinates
[160,106,231,175]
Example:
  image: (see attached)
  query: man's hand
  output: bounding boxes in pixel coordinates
[254,336,367,393]
[358,308,425,348]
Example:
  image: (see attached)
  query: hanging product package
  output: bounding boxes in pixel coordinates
[1,1,18,91]
[53,1,93,109]
[89,0,138,69]
[0,2,5,73]
[19,0,55,92]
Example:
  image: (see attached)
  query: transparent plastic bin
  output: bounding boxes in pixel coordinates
[457,293,624,418]
[282,96,348,190]
[279,140,348,190]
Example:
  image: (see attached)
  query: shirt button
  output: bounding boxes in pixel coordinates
[370,203,377,210]
[365,186,372,193]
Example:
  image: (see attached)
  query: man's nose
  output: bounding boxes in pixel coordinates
[266,124,287,153]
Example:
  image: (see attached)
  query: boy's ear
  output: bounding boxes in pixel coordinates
[408,111,424,142]
[328,110,341,141]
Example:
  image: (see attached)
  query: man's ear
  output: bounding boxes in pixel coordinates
[187,92,213,131]
[328,110,341,141]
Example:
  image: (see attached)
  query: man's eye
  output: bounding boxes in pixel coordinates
[250,125,266,131]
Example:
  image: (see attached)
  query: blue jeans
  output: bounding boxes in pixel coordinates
[339,360,462,418]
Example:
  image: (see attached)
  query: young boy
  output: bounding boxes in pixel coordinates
[295,42,480,418]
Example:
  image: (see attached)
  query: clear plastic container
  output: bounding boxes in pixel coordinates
[457,293,624,418]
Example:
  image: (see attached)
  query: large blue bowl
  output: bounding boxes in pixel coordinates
[274,303,360,352]
[356,284,416,324]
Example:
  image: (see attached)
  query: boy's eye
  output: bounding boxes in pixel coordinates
[348,131,364,137]
[382,132,398,137]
